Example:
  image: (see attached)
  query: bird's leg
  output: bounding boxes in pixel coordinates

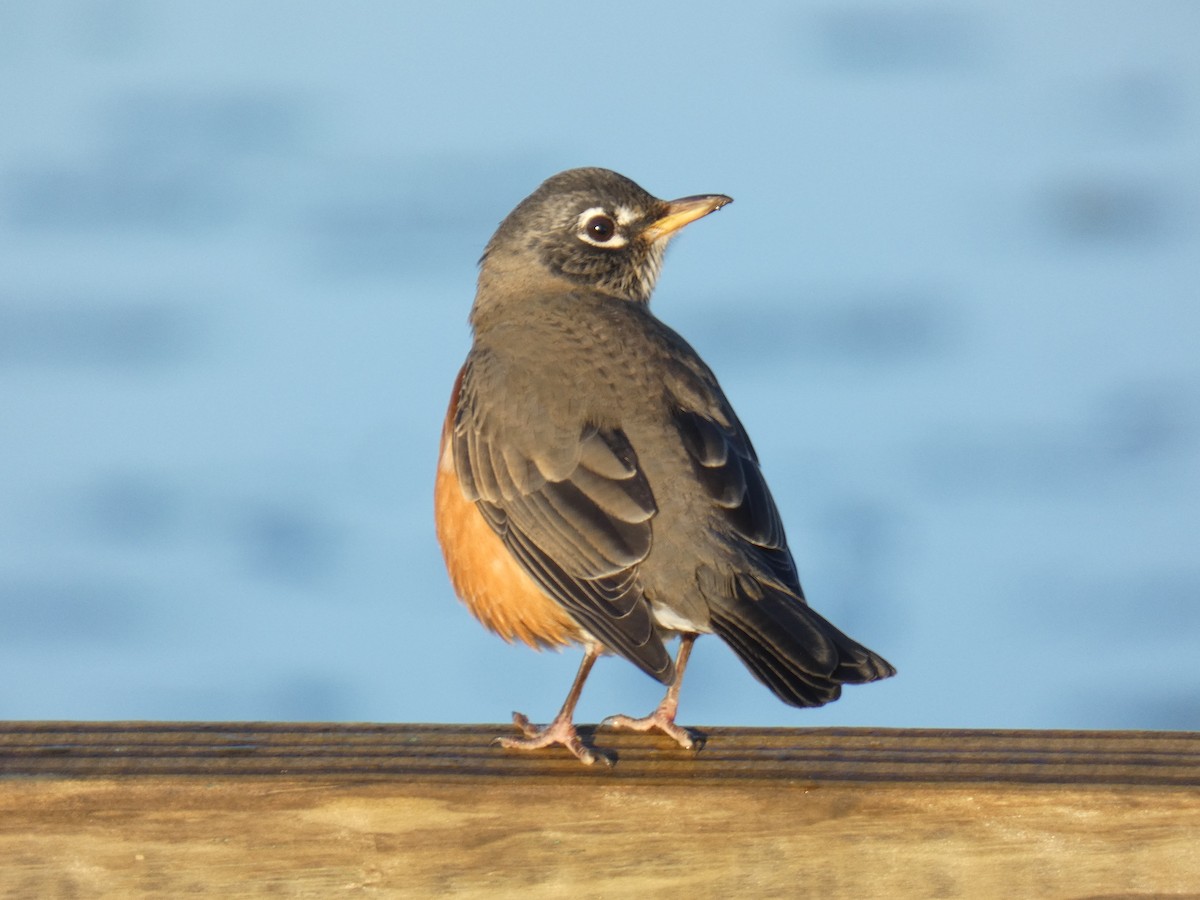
[495,645,610,766]
[602,633,701,750]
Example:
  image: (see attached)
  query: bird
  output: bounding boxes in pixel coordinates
[434,167,895,765]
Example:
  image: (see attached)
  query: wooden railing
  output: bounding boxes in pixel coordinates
[2,723,1197,898]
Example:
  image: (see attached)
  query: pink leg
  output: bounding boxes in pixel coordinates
[495,645,610,766]
[602,634,700,750]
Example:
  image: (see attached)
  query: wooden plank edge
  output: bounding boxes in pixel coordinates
[1,723,1197,787]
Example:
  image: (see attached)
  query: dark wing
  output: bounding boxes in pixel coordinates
[674,407,896,706]
[673,408,799,592]
[452,364,673,683]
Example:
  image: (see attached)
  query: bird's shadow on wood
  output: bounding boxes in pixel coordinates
[575,723,709,768]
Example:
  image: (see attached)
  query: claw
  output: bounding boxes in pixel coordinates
[494,711,612,766]
[602,710,700,751]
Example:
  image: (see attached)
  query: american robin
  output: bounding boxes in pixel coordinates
[435,167,895,765]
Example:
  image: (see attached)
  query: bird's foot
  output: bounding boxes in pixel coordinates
[494,711,612,766]
[601,707,701,751]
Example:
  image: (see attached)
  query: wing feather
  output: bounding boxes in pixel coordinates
[674,408,797,591]
[453,366,672,683]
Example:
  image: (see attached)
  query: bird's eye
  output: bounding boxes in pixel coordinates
[576,208,627,248]
[585,214,616,242]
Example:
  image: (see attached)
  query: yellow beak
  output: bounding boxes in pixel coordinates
[642,193,733,243]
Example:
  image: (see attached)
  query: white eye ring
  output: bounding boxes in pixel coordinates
[576,207,628,248]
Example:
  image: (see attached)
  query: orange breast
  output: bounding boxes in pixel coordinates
[434,366,583,650]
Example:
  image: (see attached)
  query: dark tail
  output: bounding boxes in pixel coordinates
[710,577,895,708]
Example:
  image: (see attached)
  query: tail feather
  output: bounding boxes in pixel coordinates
[713,607,843,706]
[710,577,895,708]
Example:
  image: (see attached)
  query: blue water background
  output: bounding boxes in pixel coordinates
[1,3,1197,729]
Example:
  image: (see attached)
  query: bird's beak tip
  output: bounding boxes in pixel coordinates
[644,193,733,242]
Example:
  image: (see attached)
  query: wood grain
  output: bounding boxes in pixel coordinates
[1,723,1197,898]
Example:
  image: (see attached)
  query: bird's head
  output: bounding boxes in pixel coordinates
[478,167,732,305]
